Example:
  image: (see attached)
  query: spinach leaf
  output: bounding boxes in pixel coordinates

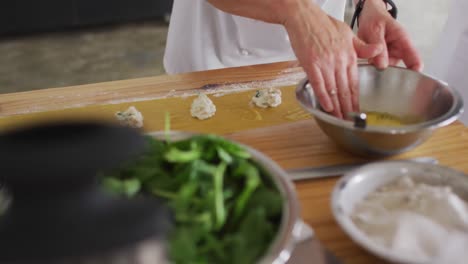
[102,177,141,198]
[100,135,283,264]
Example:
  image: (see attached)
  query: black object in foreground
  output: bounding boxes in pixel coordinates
[0,121,170,263]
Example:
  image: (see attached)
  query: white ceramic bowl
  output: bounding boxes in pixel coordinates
[331,161,468,263]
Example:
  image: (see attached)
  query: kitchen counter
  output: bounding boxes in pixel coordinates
[0,61,466,263]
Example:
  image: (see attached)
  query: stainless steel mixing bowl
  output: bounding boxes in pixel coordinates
[148,131,312,264]
[296,65,464,157]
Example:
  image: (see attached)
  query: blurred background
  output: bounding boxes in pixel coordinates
[0,0,448,94]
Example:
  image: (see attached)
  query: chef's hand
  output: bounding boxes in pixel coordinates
[283,1,383,118]
[357,0,423,71]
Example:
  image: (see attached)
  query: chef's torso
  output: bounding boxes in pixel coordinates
[164,0,347,74]
[426,0,468,125]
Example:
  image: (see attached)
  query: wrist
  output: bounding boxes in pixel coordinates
[279,0,323,28]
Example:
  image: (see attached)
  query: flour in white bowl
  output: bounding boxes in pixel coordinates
[351,176,468,263]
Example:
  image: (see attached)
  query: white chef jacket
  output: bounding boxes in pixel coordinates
[164,0,347,74]
[426,0,468,125]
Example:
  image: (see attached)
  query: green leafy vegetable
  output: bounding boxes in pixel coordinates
[101,134,283,264]
[165,144,202,163]
[164,111,171,142]
[102,177,141,198]
[213,162,227,230]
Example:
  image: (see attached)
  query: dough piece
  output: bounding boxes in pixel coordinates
[115,106,144,128]
[191,93,216,120]
[251,88,282,108]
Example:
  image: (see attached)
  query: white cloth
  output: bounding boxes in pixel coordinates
[426,0,468,125]
[163,0,347,74]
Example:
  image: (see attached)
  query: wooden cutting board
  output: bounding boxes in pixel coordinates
[0,85,312,135]
[0,57,466,263]
[224,119,468,263]
[226,119,468,171]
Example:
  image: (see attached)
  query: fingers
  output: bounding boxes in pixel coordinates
[307,66,334,113]
[385,23,424,71]
[386,39,423,70]
[307,65,347,119]
[292,16,361,119]
[306,40,360,119]
[348,61,360,113]
[353,37,383,59]
[323,68,342,119]
[400,42,424,71]
[358,23,388,69]
[388,57,401,66]
[335,63,353,118]
[370,38,388,69]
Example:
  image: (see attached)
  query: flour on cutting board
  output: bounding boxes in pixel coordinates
[109,71,303,102]
[109,70,304,102]
[4,70,305,116]
[205,71,305,98]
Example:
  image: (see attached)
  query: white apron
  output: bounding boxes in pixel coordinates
[164,0,347,74]
[426,0,468,125]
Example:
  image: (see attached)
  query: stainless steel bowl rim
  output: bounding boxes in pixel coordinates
[297,65,464,134]
[147,131,303,264]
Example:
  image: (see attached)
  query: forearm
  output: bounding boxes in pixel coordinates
[206,0,321,25]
